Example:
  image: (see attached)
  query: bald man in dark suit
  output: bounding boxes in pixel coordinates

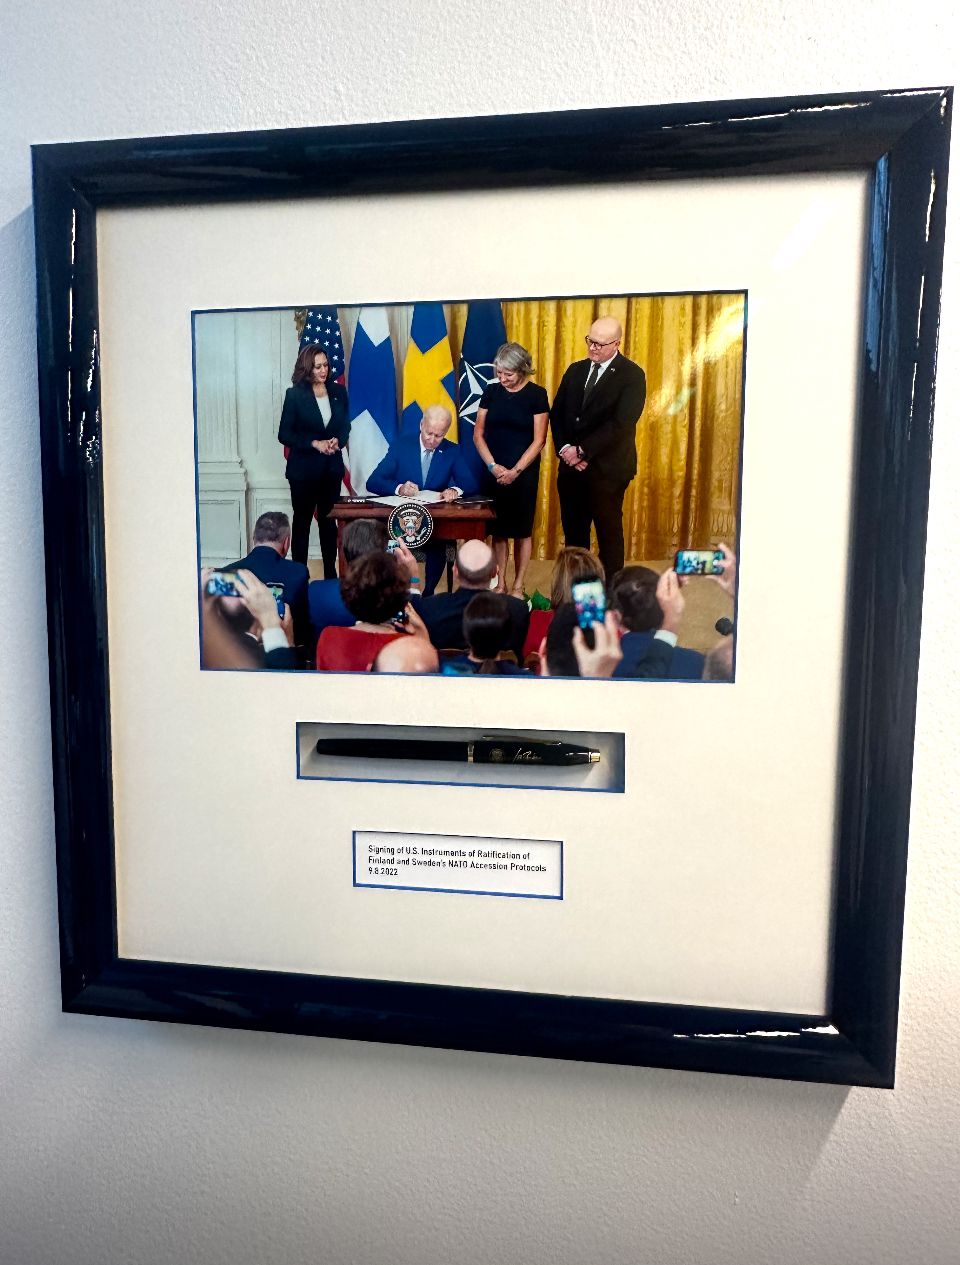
[550,315,646,579]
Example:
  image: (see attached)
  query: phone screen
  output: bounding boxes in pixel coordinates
[674,548,724,577]
[268,583,285,618]
[572,578,606,629]
[206,573,285,619]
[205,571,240,599]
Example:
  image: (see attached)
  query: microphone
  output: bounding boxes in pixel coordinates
[715,617,734,637]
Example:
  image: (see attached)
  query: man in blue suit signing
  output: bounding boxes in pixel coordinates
[367,405,477,595]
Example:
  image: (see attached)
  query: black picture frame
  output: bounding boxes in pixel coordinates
[33,88,951,1086]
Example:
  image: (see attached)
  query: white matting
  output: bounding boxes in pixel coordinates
[97,171,866,1012]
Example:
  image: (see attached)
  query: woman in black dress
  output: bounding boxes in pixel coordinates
[278,344,351,576]
[472,342,549,597]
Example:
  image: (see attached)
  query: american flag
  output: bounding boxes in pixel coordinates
[299,306,346,384]
[298,306,353,492]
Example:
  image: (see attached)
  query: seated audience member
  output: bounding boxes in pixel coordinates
[540,604,622,678]
[315,551,426,672]
[225,511,309,651]
[609,565,705,680]
[200,570,260,670]
[540,571,685,679]
[308,517,391,638]
[523,546,605,660]
[443,593,529,675]
[702,541,736,682]
[703,636,734,682]
[372,635,439,674]
[201,568,297,670]
[236,568,298,669]
[419,539,528,659]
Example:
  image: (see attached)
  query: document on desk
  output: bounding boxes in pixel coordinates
[367,490,444,506]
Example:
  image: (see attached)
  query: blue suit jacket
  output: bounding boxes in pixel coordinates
[366,435,477,497]
[308,578,355,640]
[613,630,706,681]
[225,544,310,650]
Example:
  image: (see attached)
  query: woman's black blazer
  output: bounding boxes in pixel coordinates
[278,381,351,481]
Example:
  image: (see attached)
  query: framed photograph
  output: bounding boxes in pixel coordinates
[192,286,744,675]
[34,88,950,1085]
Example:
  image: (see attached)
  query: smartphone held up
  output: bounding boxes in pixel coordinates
[674,548,724,577]
[205,571,286,618]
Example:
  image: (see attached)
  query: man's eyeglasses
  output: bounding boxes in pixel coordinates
[585,336,619,350]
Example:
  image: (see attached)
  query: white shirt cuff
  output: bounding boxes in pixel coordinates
[261,627,290,653]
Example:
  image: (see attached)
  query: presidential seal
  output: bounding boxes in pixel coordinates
[387,501,434,550]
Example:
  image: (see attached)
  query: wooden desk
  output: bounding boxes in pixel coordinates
[330,499,496,586]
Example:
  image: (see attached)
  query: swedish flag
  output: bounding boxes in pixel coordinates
[401,303,457,439]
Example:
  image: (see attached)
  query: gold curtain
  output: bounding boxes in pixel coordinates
[462,294,746,562]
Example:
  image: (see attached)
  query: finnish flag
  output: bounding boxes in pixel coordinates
[346,307,399,496]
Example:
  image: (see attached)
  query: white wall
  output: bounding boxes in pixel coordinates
[2,3,958,1262]
[195,308,299,565]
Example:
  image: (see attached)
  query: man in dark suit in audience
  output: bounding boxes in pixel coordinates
[541,571,686,679]
[550,315,647,580]
[366,405,478,595]
[608,565,705,680]
[419,539,528,660]
[226,511,309,650]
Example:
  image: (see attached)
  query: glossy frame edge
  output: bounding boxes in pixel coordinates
[32,87,952,1085]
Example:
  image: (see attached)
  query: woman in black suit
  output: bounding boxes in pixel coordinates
[278,344,351,576]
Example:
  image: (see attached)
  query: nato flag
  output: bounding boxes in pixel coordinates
[458,300,507,482]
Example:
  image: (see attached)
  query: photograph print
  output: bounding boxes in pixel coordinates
[195,291,746,681]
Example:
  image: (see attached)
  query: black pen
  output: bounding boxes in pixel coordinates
[314,737,600,765]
